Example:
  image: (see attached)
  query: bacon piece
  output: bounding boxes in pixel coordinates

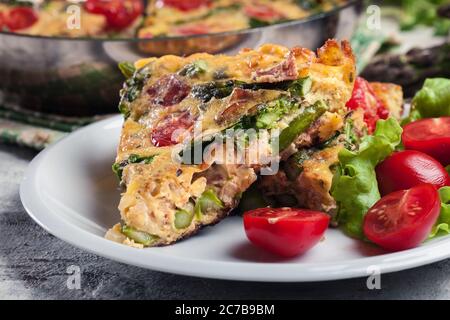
[215,88,259,125]
[147,74,191,107]
[252,51,298,83]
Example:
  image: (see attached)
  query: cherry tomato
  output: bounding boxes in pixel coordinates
[85,0,144,30]
[173,23,209,36]
[162,0,211,11]
[5,7,38,31]
[244,5,284,21]
[346,77,389,134]
[363,184,441,251]
[376,150,450,196]
[0,12,5,30]
[403,117,450,166]
[243,208,330,257]
[151,112,194,147]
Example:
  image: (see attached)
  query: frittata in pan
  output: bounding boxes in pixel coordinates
[139,0,346,38]
[0,0,143,37]
[1,0,347,39]
[106,40,357,247]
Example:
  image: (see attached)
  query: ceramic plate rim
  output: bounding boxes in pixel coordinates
[19,115,450,282]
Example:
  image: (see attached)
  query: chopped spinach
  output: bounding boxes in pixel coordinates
[296,0,320,10]
[118,65,151,118]
[174,4,242,25]
[178,60,208,78]
[112,154,156,180]
[191,79,302,103]
[191,80,239,102]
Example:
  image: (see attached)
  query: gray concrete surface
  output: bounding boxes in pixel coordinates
[1,143,450,300]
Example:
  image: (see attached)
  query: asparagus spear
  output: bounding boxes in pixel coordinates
[361,43,450,98]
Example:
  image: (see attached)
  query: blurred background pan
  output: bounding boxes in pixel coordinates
[0,0,362,117]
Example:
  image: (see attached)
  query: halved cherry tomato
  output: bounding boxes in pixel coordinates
[85,0,144,30]
[363,184,441,251]
[5,7,38,31]
[376,150,450,196]
[403,117,450,166]
[243,208,330,257]
[151,112,194,147]
[346,77,389,134]
[244,5,284,21]
[162,0,211,12]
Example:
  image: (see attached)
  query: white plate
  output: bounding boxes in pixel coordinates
[20,115,450,282]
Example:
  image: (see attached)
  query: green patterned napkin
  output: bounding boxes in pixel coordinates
[0,104,112,150]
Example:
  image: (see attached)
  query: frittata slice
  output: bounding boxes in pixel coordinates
[107,40,356,247]
[257,81,404,218]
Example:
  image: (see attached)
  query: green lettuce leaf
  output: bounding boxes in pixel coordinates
[331,118,403,239]
[402,78,450,125]
[429,187,450,238]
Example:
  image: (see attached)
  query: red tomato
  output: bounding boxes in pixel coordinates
[85,0,144,30]
[173,24,209,36]
[244,5,284,21]
[0,12,5,30]
[5,7,38,31]
[151,112,194,147]
[376,150,450,196]
[363,184,441,251]
[162,0,211,11]
[402,117,450,166]
[346,77,389,134]
[243,208,330,257]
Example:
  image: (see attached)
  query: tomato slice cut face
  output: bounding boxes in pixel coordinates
[5,7,38,31]
[363,184,441,252]
[173,24,209,36]
[85,0,144,30]
[0,12,5,30]
[346,77,389,134]
[162,0,211,11]
[402,117,450,166]
[151,112,195,147]
[243,208,330,257]
[244,5,284,21]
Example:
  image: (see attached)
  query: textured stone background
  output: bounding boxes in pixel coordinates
[1,144,450,300]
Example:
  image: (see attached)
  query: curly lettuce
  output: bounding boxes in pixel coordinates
[402,78,450,125]
[429,187,450,239]
[331,118,403,239]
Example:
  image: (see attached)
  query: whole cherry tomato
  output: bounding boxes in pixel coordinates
[402,117,450,166]
[376,150,450,196]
